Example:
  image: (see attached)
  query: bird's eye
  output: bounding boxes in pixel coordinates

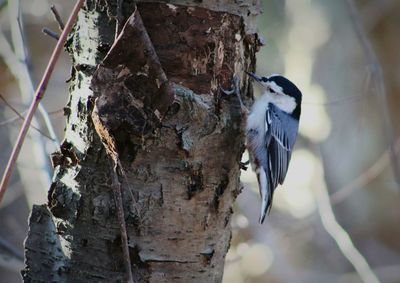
[268,87,276,94]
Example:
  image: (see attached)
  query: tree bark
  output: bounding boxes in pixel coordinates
[22,1,261,282]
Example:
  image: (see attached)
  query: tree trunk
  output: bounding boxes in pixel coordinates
[22,1,260,282]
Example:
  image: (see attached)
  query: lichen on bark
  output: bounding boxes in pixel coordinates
[22,1,261,282]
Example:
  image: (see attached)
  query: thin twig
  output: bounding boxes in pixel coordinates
[0,108,63,127]
[110,163,135,283]
[48,108,64,115]
[92,103,137,282]
[42,27,60,40]
[331,137,400,204]
[0,32,59,141]
[345,0,400,189]
[0,1,60,151]
[0,94,54,140]
[0,236,24,261]
[0,113,26,126]
[50,5,65,30]
[7,0,60,148]
[0,250,24,272]
[314,151,381,283]
[115,0,124,36]
[0,182,24,210]
[331,152,387,205]
[339,264,400,283]
[0,236,24,272]
[11,1,29,65]
[0,0,85,204]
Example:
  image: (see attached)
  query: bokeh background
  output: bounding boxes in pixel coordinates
[0,1,399,282]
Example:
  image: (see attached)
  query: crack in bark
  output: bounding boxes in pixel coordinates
[102,6,174,115]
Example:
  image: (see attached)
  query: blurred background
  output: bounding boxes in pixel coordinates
[0,0,399,282]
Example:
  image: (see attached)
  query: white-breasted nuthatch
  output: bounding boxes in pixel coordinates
[246,72,302,223]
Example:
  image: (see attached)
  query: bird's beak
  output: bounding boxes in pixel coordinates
[245,71,263,83]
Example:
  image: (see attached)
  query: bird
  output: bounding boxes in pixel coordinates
[246,72,302,223]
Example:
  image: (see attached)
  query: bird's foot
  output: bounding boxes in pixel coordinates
[220,75,249,114]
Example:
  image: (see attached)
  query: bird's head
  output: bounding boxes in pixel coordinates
[246,72,302,102]
[246,72,302,119]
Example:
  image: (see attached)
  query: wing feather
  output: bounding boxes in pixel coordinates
[265,103,299,188]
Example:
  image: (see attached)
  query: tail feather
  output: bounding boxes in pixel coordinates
[257,166,273,224]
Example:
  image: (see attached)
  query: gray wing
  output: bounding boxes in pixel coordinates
[266,103,299,188]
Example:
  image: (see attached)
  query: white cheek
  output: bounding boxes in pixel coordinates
[270,93,296,114]
[267,81,283,93]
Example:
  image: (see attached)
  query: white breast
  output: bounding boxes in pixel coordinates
[246,91,296,150]
[246,94,270,150]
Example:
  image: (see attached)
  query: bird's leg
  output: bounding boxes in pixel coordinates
[220,75,249,114]
[221,76,251,170]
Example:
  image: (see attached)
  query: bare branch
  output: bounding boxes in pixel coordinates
[0,3,59,151]
[7,0,60,147]
[92,97,137,283]
[0,94,55,140]
[0,236,24,272]
[50,5,65,31]
[48,108,64,115]
[0,236,24,261]
[0,31,59,147]
[109,162,135,283]
[345,0,400,189]
[331,137,400,204]
[0,113,25,126]
[42,27,60,40]
[339,264,400,283]
[314,153,381,283]
[0,0,85,204]
[0,107,63,127]
[0,182,23,209]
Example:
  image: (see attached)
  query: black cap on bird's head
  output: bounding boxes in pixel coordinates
[246,71,302,104]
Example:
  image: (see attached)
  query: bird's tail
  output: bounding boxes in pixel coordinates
[257,166,273,224]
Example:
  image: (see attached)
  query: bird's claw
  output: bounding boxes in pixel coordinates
[220,75,248,114]
[239,160,250,170]
[220,75,240,96]
[220,87,235,96]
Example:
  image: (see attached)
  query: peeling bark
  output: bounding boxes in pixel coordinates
[23,1,260,282]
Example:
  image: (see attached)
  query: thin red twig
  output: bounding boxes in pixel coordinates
[0,0,85,204]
